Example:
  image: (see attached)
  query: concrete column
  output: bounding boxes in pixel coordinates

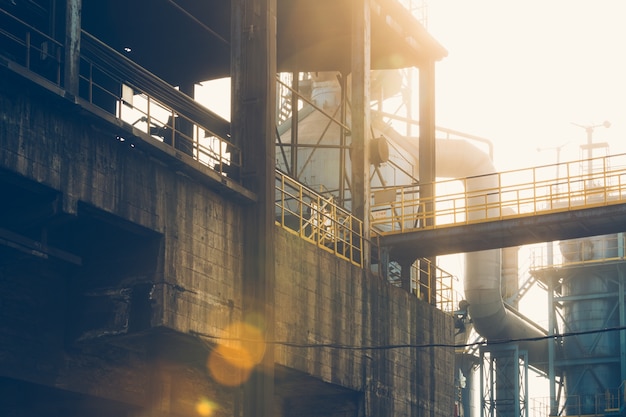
[419,60,436,306]
[351,0,371,268]
[64,0,81,96]
[231,0,277,416]
[419,60,439,417]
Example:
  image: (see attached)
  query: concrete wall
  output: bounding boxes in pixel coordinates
[275,230,455,416]
[0,69,454,416]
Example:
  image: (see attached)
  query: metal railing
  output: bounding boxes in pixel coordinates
[274,173,462,313]
[78,32,240,179]
[529,233,626,271]
[0,7,63,85]
[531,384,626,417]
[275,170,364,267]
[410,258,461,313]
[0,8,240,181]
[603,381,626,415]
[371,153,626,235]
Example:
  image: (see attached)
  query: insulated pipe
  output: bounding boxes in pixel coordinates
[375,120,549,370]
[281,78,550,368]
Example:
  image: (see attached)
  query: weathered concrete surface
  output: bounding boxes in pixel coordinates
[275,230,455,416]
[0,69,454,416]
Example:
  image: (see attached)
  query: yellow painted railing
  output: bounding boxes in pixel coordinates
[529,233,626,271]
[409,258,462,313]
[531,382,626,417]
[274,170,464,312]
[371,153,626,235]
[275,171,364,267]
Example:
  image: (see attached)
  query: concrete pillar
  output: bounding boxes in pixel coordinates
[231,0,277,416]
[419,59,439,417]
[351,0,371,268]
[419,60,436,307]
[418,61,436,214]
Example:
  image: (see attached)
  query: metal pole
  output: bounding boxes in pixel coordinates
[290,72,299,178]
[618,255,626,386]
[339,72,348,205]
[548,272,557,416]
[64,0,81,95]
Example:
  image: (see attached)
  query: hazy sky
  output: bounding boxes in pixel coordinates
[423,4,626,397]
[426,1,626,171]
[199,2,626,174]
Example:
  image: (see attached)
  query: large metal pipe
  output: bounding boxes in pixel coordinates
[280,76,550,368]
[375,120,549,370]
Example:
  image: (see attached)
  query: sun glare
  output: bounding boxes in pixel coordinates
[195,397,219,416]
[207,321,267,387]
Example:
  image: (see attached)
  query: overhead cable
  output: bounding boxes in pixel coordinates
[190,325,626,351]
[166,0,229,46]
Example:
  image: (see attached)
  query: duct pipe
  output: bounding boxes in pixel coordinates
[279,77,550,368]
[375,120,549,370]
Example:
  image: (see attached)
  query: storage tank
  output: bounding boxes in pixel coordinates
[558,234,621,415]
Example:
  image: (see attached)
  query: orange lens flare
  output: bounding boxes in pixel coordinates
[207,321,266,387]
[195,397,219,416]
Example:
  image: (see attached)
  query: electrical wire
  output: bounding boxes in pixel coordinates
[191,325,626,351]
[165,0,229,47]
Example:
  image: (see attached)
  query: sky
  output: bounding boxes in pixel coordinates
[425,0,626,171]
[201,1,626,172]
[422,0,626,314]
[423,2,626,401]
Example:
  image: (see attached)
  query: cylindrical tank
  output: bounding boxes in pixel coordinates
[559,234,620,414]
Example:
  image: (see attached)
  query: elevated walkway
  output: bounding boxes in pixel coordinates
[372,153,626,259]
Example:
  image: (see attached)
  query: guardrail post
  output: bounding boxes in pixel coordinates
[64,0,82,95]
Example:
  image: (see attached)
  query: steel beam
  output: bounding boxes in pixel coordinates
[64,0,81,95]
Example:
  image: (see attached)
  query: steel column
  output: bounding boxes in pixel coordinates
[619,248,626,384]
[480,345,528,417]
[547,263,558,416]
[64,0,81,95]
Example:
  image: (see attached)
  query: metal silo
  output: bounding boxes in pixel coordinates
[557,233,623,415]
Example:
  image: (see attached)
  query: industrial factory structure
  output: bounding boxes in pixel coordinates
[1,1,626,417]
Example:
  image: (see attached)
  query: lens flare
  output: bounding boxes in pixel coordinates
[207,321,266,386]
[195,397,218,416]
[207,345,252,386]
